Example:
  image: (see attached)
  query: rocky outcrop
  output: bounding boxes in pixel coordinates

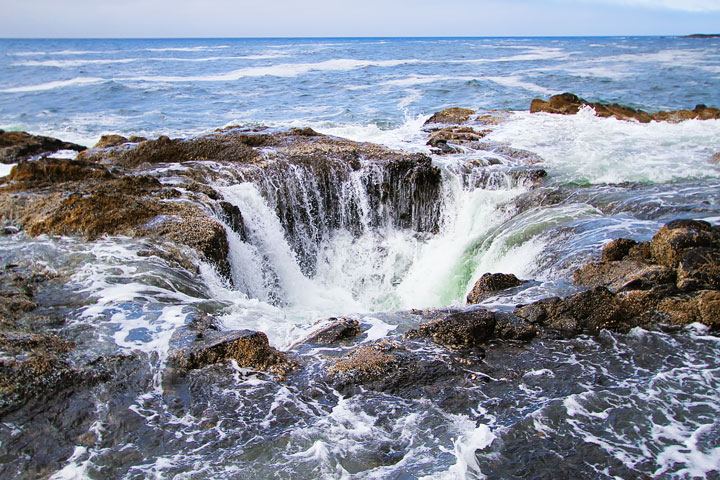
[530,93,720,123]
[517,219,720,336]
[426,126,491,154]
[406,310,497,348]
[424,107,476,125]
[0,130,86,164]
[297,317,360,345]
[168,328,296,378]
[467,273,527,304]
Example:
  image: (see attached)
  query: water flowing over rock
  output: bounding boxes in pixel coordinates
[530,92,720,122]
[0,130,86,164]
[296,317,361,346]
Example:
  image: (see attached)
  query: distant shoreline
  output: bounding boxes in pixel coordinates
[683,33,720,38]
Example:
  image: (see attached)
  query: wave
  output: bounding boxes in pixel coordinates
[1,77,106,93]
[484,75,561,95]
[12,58,137,68]
[144,46,230,52]
[10,49,111,56]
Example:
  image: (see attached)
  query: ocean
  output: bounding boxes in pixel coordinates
[1,37,720,479]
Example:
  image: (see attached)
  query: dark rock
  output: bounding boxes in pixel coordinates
[168,329,295,378]
[424,107,476,125]
[467,273,526,304]
[515,287,628,336]
[406,309,497,348]
[655,290,720,329]
[676,247,720,291]
[0,130,86,163]
[493,315,539,341]
[574,259,674,291]
[298,317,360,345]
[601,238,637,262]
[530,93,720,123]
[217,201,246,240]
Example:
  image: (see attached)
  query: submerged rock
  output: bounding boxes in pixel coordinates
[530,93,720,123]
[0,130,86,163]
[467,273,527,304]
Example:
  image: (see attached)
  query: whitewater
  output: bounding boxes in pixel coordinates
[1,37,720,479]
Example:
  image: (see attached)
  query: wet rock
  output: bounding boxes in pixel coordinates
[168,329,295,378]
[467,273,527,304]
[650,219,716,268]
[4,157,114,188]
[406,309,497,348]
[530,93,720,123]
[515,287,628,336]
[656,290,720,329]
[327,340,473,396]
[0,130,86,163]
[676,247,720,291]
[574,259,675,291]
[493,315,539,341]
[217,201,246,240]
[601,238,637,262]
[426,126,489,154]
[93,134,129,149]
[298,317,360,345]
[424,107,476,125]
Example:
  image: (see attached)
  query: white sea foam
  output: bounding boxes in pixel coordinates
[484,75,560,95]
[144,46,230,52]
[11,49,105,56]
[0,164,16,177]
[49,446,91,480]
[13,58,137,68]
[488,107,720,184]
[2,77,106,93]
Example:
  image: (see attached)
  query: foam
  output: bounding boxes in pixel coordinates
[49,446,91,480]
[488,108,720,185]
[13,59,136,68]
[0,164,15,177]
[145,46,230,52]
[2,77,105,93]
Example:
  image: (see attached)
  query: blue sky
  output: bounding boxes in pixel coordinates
[2,0,720,37]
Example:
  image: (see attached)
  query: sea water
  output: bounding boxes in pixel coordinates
[1,37,720,479]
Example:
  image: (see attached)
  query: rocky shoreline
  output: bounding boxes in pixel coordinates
[1,97,719,476]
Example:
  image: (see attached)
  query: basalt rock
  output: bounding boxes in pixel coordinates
[530,93,720,123]
[0,130,86,163]
[467,273,527,304]
[424,107,476,125]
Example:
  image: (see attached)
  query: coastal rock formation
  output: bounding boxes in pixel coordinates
[517,219,720,336]
[424,107,476,125]
[426,126,491,154]
[0,130,86,164]
[530,93,720,123]
[406,309,497,348]
[297,317,361,345]
[466,273,527,304]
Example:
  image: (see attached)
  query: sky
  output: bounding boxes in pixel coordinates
[1,0,720,38]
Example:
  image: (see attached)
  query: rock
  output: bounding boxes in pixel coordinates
[93,134,129,149]
[424,107,476,125]
[4,157,114,188]
[676,247,720,291]
[406,309,497,348]
[217,201,246,240]
[467,273,526,304]
[426,126,489,154]
[168,329,295,378]
[298,317,360,345]
[493,315,539,341]
[574,259,674,291]
[656,290,720,329]
[530,93,720,123]
[515,287,629,336]
[0,130,86,163]
[601,238,637,262]
[713,152,720,164]
[327,340,473,396]
[650,219,716,268]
